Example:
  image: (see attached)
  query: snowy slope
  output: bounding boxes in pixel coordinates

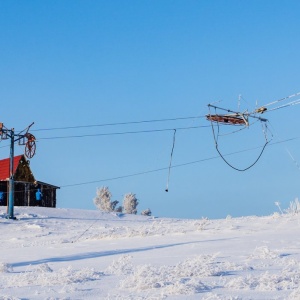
[1,207,300,299]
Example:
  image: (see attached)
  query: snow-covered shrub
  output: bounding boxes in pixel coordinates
[0,262,13,273]
[285,198,300,215]
[249,246,279,260]
[3,265,102,287]
[225,269,300,292]
[120,256,214,295]
[93,187,118,212]
[193,217,210,231]
[36,263,53,273]
[275,201,283,214]
[110,200,119,211]
[275,198,300,215]
[106,255,133,275]
[123,193,138,214]
[141,208,151,216]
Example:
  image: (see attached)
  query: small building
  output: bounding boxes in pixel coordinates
[0,155,59,207]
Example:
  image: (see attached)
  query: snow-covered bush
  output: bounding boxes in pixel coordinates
[0,262,13,273]
[123,193,138,214]
[141,208,151,216]
[275,198,300,215]
[285,198,300,215]
[110,200,119,211]
[120,256,214,295]
[274,201,283,214]
[193,217,210,231]
[106,255,133,275]
[93,187,118,212]
[2,265,102,287]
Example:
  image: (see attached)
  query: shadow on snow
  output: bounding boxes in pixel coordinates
[12,237,236,268]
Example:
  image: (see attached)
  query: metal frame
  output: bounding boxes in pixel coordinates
[0,122,35,219]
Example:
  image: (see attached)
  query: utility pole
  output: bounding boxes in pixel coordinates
[0,122,36,219]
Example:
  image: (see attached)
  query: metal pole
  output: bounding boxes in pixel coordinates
[8,128,15,219]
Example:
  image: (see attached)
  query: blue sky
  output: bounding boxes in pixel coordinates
[1,0,300,219]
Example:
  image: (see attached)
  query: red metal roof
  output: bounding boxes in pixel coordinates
[0,155,24,180]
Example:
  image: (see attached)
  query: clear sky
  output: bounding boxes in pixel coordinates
[1,0,300,219]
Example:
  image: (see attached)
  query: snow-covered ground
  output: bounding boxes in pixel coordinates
[1,206,300,299]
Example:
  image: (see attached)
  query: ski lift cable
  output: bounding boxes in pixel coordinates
[252,92,300,115]
[10,91,300,134]
[59,135,297,188]
[2,134,299,195]
[265,98,300,113]
[207,92,300,117]
[36,125,209,140]
[262,91,300,108]
[4,139,276,192]
[8,91,300,134]
[32,115,206,132]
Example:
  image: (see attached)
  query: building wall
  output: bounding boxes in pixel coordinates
[0,181,57,208]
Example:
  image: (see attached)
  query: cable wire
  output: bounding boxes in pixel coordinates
[37,125,209,140]
[32,116,205,132]
[60,137,299,188]
[263,91,300,108]
[265,99,300,112]
[208,105,271,171]
[165,129,176,192]
[0,135,299,196]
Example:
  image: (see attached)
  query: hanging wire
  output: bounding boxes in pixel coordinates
[3,91,300,193]
[207,105,271,171]
[165,129,177,192]
[0,135,299,197]
[71,217,101,243]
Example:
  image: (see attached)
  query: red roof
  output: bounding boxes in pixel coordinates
[0,155,24,180]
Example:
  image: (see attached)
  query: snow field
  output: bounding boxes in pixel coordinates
[1,207,300,299]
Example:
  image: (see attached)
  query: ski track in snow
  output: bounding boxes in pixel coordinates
[1,207,300,299]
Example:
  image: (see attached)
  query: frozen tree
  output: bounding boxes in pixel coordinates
[123,193,139,214]
[141,208,152,216]
[111,200,119,211]
[93,186,118,212]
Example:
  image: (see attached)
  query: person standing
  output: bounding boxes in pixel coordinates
[0,191,4,205]
[35,188,43,206]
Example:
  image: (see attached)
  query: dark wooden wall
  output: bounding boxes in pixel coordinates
[0,181,57,208]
